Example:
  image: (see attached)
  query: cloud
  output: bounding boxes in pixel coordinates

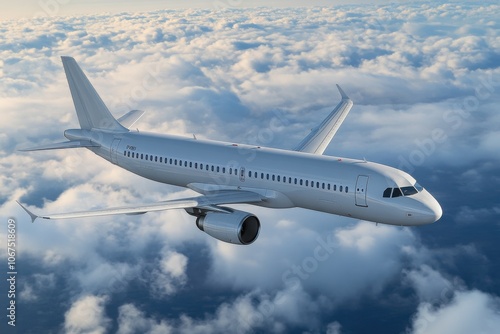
[403,265,458,303]
[117,303,173,334]
[407,290,500,334]
[117,283,331,333]
[64,295,110,334]
[206,218,421,305]
[148,249,188,298]
[1,2,499,333]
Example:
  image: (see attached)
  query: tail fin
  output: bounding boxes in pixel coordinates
[61,56,127,132]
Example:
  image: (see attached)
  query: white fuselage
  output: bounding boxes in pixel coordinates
[66,128,442,226]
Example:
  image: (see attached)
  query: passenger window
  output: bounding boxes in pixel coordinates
[305,180,308,186]
[141,154,144,159]
[392,188,402,198]
[322,183,325,189]
[340,186,343,192]
[334,185,336,191]
[200,163,203,169]
[267,174,269,180]
[189,162,192,168]
[317,182,320,188]
[345,186,348,193]
[300,179,303,186]
[272,175,275,181]
[217,166,220,173]
[277,175,280,182]
[327,184,330,190]
[294,178,297,184]
[261,173,264,179]
[155,156,158,162]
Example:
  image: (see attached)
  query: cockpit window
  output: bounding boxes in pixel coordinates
[392,188,402,198]
[401,186,418,196]
[383,183,423,198]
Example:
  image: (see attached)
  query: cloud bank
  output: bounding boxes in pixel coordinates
[1,2,499,333]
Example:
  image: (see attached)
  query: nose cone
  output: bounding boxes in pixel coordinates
[421,192,443,224]
[427,197,443,223]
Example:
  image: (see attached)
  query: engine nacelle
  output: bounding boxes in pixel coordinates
[196,209,260,245]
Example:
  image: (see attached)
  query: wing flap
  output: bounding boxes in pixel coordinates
[17,190,264,223]
[294,84,353,155]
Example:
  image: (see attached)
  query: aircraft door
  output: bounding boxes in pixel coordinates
[110,138,121,164]
[240,167,246,182]
[355,175,369,207]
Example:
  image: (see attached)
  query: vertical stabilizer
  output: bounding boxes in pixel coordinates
[61,56,127,132]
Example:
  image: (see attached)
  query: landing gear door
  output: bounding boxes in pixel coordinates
[355,175,369,207]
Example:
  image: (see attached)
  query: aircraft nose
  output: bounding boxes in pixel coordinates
[423,194,442,223]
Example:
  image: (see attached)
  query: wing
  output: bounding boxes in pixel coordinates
[294,84,353,155]
[17,190,264,223]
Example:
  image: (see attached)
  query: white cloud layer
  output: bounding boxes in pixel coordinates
[407,290,500,334]
[1,2,499,333]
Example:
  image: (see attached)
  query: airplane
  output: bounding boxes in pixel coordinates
[17,56,442,245]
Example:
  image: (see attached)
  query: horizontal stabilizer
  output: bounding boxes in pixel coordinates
[16,190,264,222]
[18,140,100,152]
[294,84,353,155]
[117,110,146,128]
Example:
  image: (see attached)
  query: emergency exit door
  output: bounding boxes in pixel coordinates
[355,175,369,207]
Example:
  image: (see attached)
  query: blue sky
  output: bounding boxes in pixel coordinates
[1,1,500,333]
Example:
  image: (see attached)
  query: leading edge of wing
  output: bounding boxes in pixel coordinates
[294,84,353,155]
[16,191,264,222]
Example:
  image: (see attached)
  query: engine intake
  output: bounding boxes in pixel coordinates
[196,209,260,245]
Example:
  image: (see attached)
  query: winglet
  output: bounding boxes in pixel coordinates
[16,201,40,223]
[336,84,350,100]
[294,84,354,155]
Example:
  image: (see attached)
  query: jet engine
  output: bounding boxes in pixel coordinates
[196,209,260,245]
